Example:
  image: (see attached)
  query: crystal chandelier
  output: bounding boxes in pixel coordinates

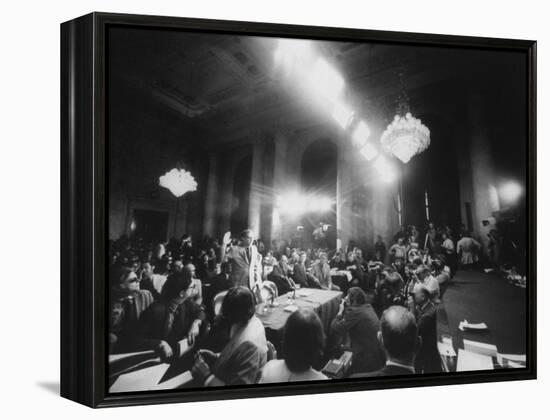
[381,73,430,164]
[159,167,197,198]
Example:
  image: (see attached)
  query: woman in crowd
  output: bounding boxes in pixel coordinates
[191,286,268,386]
[260,309,328,383]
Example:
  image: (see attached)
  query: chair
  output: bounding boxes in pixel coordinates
[212,290,228,316]
[259,280,279,303]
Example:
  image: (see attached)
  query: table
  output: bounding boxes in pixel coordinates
[256,288,343,350]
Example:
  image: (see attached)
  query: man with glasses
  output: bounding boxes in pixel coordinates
[109,266,155,353]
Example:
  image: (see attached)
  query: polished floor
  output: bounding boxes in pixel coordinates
[438,269,527,355]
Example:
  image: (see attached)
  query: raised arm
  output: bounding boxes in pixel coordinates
[219,231,232,263]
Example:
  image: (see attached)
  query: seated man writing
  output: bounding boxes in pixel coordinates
[136,271,208,361]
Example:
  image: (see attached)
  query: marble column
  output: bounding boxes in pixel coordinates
[202,153,219,237]
[467,93,500,252]
[336,140,354,251]
[218,159,235,238]
[371,181,399,259]
[271,131,290,241]
[248,139,265,238]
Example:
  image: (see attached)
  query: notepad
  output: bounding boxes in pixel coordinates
[457,349,494,372]
[463,339,498,358]
[497,353,526,368]
[110,363,170,393]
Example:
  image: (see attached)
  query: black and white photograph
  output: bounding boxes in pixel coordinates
[105,23,531,395]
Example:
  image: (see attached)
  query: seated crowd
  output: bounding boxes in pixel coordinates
[108,222,477,387]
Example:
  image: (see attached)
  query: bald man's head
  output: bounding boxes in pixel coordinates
[379,306,419,362]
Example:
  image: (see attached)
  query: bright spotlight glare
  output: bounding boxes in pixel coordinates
[373,155,396,183]
[331,101,354,128]
[500,181,522,203]
[274,39,315,72]
[307,58,345,101]
[278,193,332,214]
[359,143,379,161]
[278,192,307,215]
[307,196,333,212]
[351,120,371,148]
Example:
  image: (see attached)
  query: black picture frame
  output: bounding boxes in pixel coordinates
[60,11,537,408]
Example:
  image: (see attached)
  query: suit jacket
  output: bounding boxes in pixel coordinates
[210,273,232,297]
[227,244,262,289]
[292,263,309,287]
[415,301,441,373]
[136,298,207,349]
[330,304,384,373]
[268,263,293,294]
[348,363,414,378]
[311,262,332,288]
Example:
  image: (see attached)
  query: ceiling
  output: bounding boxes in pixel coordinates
[108,26,520,151]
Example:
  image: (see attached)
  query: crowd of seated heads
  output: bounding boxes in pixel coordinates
[108,227,459,387]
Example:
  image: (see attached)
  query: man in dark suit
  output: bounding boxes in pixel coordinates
[348,305,420,377]
[268,255,296,294]
[330,287,385,374]
[292,252,317,288]
[410,285,441,374]
[220,229,262,290]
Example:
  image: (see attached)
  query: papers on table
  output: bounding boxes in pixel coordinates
[150,371,194,390]
[284,304,299,313]
[109,350,156,363]
[463,339,498,358]
[175,338,193,358]
[110,363,170,393]
[459,319,488,331]
[457,349,494,372]
[497,353,526,369]
[296,289,312,297]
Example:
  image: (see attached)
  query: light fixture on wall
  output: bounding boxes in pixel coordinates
[159,166,198,198]
[381,72,430,164]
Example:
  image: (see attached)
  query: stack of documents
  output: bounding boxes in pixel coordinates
[456,349,494,371]
[110,363,170,392]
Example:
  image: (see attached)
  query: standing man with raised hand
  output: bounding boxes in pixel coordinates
[220,229,263,292]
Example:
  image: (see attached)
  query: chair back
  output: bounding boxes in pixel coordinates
[259,280,279,303]
[212,290,228,316]
[266,340,277,361]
